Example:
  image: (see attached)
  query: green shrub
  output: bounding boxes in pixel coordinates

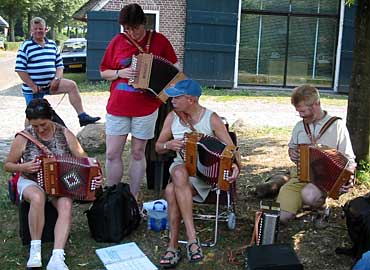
[357,160,370,186]
[5,42,22,51]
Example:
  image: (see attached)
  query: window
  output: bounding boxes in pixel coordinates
[238,0,340,88]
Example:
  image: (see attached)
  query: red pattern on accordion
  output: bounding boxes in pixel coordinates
[36,154,101,201]
[128,53,186,102]
[183,132,235,191]
[297,144,352,199]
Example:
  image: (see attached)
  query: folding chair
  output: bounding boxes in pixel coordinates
[179,117,238,247]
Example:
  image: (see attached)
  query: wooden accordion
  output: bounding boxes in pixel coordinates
[128,53,186,103]
[255,201,280,246]
[297,144,352,199]
[183,132,236,191]
[36,154,101,201]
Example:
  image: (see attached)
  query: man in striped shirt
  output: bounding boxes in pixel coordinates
[15,17,100,127]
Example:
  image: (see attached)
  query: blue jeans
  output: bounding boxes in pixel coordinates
[353,251,370,270]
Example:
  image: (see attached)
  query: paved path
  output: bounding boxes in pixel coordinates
[0,85,348,162]
[0,51,348,161]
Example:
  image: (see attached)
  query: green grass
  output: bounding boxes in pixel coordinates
[357,160,370,187]
[65,73,348,106]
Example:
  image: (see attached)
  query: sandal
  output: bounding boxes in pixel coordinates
[160,247,181,268]
[186,238,204,263]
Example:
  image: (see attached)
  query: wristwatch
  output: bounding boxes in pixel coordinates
[163,142,168,150]
[54,76,61,81]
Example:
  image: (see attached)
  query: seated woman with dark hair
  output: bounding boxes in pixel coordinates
[4,98,103,270]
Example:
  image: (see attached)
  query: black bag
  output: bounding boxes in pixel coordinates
[342,195,370,259]
[85,183,141,243]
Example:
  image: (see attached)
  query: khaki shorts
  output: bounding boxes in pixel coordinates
[105,110,158,139]
[17,176,44,201]
[169,160,211,203]
[276,168,306,214]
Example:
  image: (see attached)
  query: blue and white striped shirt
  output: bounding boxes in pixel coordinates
[15,38,64,94]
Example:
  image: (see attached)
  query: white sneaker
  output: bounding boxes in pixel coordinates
[46,252,69,270]
[26,244,42,268]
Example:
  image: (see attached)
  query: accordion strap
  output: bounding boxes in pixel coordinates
[17,130,53,157]
[303,116,341,144]
[123,30,154,53]
[174,110,197,132]
[249,210,263,246]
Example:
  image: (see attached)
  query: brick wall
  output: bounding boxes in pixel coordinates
[102,0,186,69]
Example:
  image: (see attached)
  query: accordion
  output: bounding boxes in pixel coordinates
[36,154,101,201]
[183,132,236,191]
[297,144,352,199]
[255,201,280,246]
[128,53,186,103]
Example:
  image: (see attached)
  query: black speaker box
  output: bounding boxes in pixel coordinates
[245,244,303,270]
[19,200,58,245]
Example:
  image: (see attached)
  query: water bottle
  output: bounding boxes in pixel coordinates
[147,201,168,231]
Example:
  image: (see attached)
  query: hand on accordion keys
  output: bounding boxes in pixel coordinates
[117,67,138,81]
[339,163,356,195]
[93,172,104,189]
[227,163,239,183]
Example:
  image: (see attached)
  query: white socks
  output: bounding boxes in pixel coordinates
[27,240,42,267]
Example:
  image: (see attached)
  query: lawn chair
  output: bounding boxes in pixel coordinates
[179,117,238,247]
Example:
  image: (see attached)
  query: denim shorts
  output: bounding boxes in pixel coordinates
[105,109,158,140]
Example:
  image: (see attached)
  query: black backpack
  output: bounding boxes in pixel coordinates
[342,195,370,260]
[85,183,141,243]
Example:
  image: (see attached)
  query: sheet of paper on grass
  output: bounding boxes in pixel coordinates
[95,242,158,270]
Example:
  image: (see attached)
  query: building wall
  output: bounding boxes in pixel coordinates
[102,0,186,68]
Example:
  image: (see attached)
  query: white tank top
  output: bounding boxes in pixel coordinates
[171,108,214,163]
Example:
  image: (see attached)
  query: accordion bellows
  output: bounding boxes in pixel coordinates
[128,53,186,102]
[297,144,352,199]
[184,132,236,191]
[36,154,101,201]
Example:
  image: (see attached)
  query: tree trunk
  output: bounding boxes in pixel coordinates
[347,0,370,163]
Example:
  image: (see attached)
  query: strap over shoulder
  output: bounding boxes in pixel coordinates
[303,116,341,144]
[123,30,155,54]
[17,130,53,157]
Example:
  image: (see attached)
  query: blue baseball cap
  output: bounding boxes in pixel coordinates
[164,79,202,97]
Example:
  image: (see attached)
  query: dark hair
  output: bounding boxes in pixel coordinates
[118,3,146,27]
[25,98,53,120]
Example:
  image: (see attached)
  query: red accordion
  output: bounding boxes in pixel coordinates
[128,53,186,103]
[297,144,352,199]
[36,154,101,201]
[183,132,236,191]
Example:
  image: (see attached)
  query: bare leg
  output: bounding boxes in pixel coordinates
[22,186,46,240]
[106,134,127,186]
[279,210,296,224]
[165,183,182,248]
[170,165,197,241]
[302,183,326,208]
[51,197,73,249]
[53,78,84,114]
[128,137,147,199]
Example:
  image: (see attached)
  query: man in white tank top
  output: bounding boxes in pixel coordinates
[155,79,240,267]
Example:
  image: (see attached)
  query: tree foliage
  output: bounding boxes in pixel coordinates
[0,0,88,41]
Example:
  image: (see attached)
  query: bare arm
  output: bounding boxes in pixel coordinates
[4,135,40,174]
[155,112,183,154]
[49,67,64,92]
[100,67,137,82]
[64,128,87,158]
[16,71,39,94]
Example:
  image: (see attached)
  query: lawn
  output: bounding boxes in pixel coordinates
[0,75,366,269]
